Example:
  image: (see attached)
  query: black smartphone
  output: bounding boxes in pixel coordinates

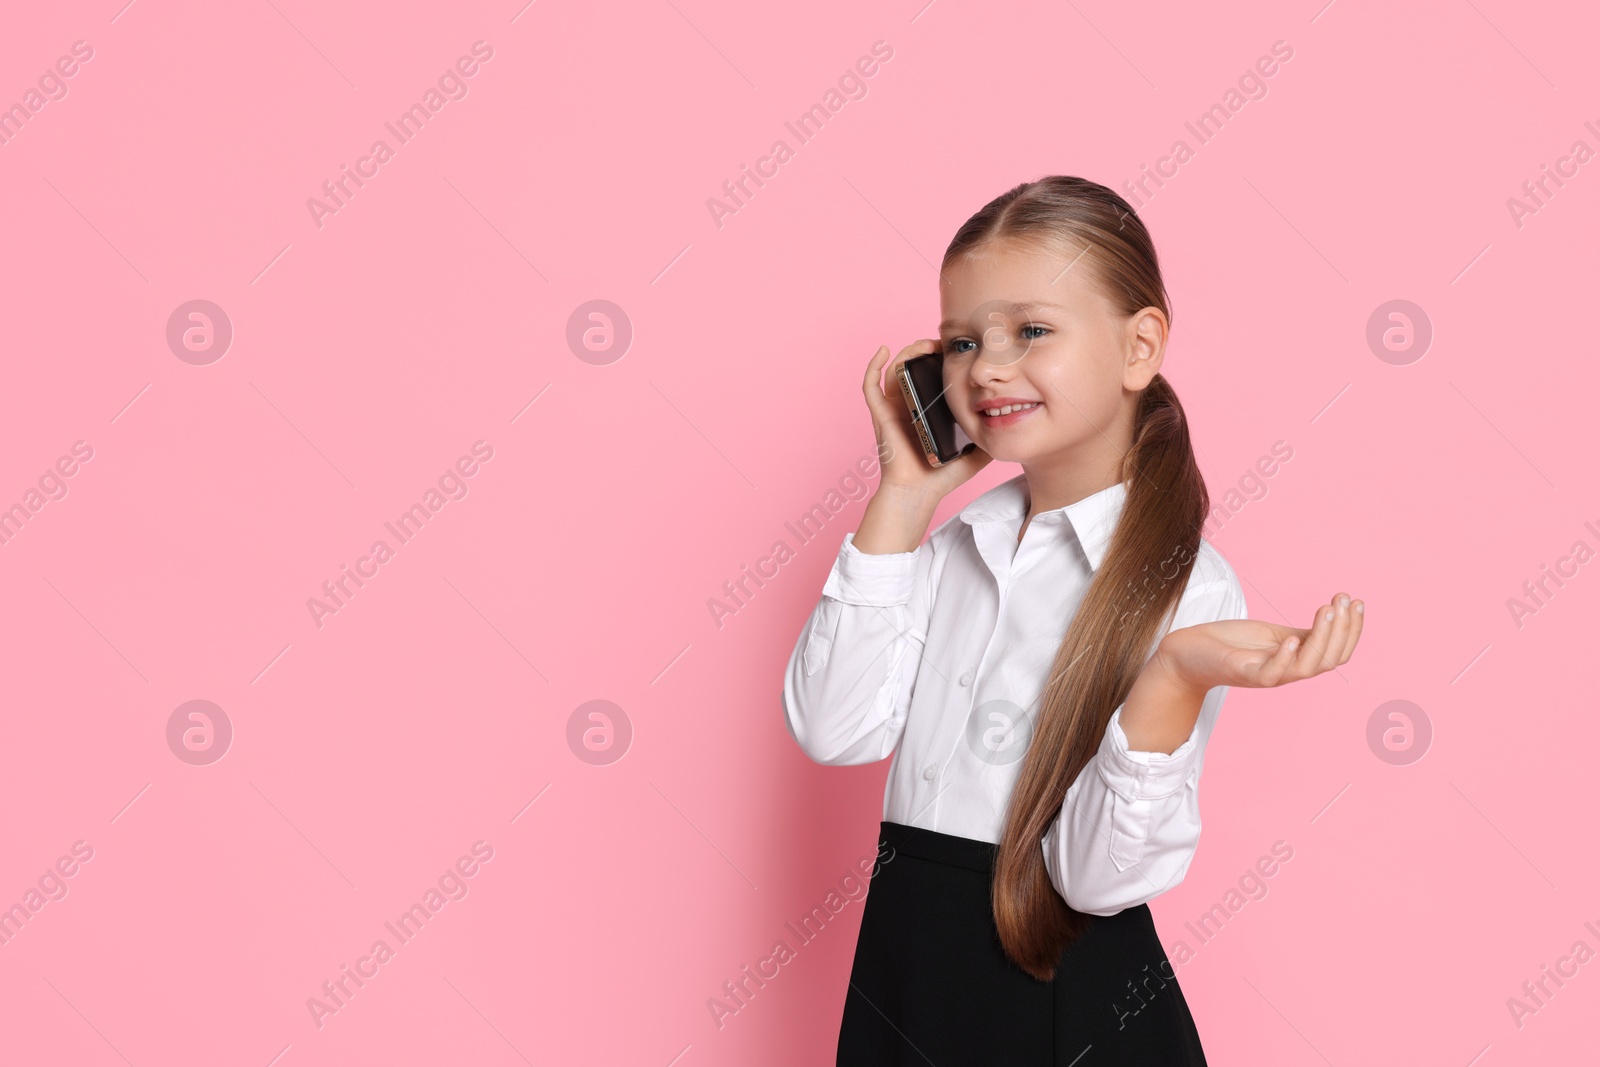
[895,350,976,467]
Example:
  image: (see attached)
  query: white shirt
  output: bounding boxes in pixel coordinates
[781,472,1248,915]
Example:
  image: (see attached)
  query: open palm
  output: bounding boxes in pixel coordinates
[1156,592,1365,692]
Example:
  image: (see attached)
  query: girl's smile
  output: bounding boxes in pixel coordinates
[974,396,1044,426]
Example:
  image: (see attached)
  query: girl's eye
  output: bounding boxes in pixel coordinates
[944,327,1049,354]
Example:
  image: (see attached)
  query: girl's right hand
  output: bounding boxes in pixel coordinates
[864,339,993,504]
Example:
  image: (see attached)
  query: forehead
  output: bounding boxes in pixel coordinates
[937,237,1101,327]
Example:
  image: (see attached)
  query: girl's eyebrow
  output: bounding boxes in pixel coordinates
[939,301,1068,330]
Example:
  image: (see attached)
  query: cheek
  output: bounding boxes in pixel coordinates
[943,371,975,411]
[1034,356,1089,399]
[944,381,975,427]
[1034,356,1118,423]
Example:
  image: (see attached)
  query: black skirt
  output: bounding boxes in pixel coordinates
[838,821,1207,1066]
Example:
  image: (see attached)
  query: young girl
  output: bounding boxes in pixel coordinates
[782,176,1364,1064]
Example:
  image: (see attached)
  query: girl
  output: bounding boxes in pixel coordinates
[781,176,1364,1065]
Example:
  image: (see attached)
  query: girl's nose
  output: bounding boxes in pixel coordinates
[978,344,1026,369]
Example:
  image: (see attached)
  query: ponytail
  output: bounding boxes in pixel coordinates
[942,177,1210,979]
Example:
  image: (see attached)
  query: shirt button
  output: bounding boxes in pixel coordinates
[959,671,973,686]
[923,764,937,781]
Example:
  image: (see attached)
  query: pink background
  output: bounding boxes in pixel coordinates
[2,0,1597,1063]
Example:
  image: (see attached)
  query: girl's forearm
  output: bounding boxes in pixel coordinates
[1118,650,1211,754]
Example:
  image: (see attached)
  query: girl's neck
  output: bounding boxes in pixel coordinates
[1024,463,1126,518]
[1014,427,1134,543]
[1018,466,1124,539]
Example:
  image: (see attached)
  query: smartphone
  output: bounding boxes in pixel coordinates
[895,350,976,467]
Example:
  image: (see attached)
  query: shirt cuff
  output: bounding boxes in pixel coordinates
[821,531,919,607]
[1095,704,1202,802]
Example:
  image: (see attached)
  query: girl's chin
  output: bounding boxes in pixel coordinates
[973,442,1034,463]
[971,424,1035,449]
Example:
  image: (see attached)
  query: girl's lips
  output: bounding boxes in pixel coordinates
[977,401,1042,428]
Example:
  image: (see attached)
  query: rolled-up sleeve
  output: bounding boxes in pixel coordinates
[1042,573,1248,915]
[781,528,942,765]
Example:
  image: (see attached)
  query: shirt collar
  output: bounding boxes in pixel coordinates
[958,472,1128,571]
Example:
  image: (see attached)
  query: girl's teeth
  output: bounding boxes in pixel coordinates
[984,403,1038,416]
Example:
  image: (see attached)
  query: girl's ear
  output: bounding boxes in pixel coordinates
[1122,306,1167,390]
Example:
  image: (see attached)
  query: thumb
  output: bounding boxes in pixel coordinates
[1259,629,1303,684]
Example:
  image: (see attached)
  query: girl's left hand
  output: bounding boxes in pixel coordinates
[1154,592,1365,694]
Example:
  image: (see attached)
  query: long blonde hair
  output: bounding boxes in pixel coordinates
[944,176,1210,980]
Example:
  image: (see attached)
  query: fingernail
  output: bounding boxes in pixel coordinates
[1338,595,1350,608]
[1324,610,1334,622]
[1355,602,1364,614]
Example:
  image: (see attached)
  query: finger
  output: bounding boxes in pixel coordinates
[863,344,891,403]
[1338,598,1365,663]
[1317,592,1354,674]
[863,345,908,428]
[1291,598,1339,678]
[898,337,943,362]
[889,338,941,379]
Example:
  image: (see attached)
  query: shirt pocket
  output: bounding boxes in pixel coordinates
[802,600,841,677]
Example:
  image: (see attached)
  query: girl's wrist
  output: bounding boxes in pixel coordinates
[874,479,942,511]
[853,484,940,554]
[1122,639,1222,753]
[1148,638,1217,700]
[1121,654,1209,755]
